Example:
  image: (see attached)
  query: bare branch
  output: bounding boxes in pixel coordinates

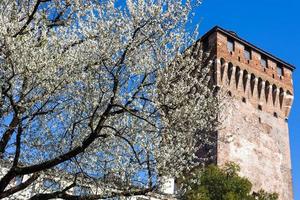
[0,173,39,198]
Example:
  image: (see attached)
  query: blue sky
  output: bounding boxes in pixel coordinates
[192,0,299,198]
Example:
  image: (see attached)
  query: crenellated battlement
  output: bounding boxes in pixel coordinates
[200,26,295,120]
[215,58,294,119]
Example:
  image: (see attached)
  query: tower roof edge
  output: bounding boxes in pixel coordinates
[200,26,296,71]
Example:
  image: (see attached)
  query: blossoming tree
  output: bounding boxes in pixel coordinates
[0,0,221,199]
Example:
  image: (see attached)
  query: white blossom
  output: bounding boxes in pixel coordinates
[0,0,224,199]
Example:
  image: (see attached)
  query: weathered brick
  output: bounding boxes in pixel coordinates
[200,26,295,200]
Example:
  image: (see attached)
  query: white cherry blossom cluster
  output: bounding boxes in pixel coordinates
[0,0,223,199]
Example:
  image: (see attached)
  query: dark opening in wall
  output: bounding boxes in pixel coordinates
[235,66,241,89]
[227,91,232,97]
[250,74,256,95]
[258,117,262,123]
[258,105,262,111]
[242,97,246,103]
[265,81,270,102]
[279,88,284,108]
[220,58,226,81]
[258,78,263,98]
[273,112,278,118]
[227,63,233,84]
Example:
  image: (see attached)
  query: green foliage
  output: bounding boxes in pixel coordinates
[253,190,279,200]
[182,162,278,200]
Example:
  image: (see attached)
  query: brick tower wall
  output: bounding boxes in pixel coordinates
[201,29,294,200]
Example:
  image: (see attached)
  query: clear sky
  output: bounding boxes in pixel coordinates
[192,0,299,198]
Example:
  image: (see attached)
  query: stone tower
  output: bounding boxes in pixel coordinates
[200,26,295,200]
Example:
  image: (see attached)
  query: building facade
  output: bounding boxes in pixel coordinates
[201,26,295,200]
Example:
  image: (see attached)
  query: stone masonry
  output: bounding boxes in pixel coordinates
[200,26,295,200]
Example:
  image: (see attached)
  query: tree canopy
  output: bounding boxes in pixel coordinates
[0,0,221,199]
